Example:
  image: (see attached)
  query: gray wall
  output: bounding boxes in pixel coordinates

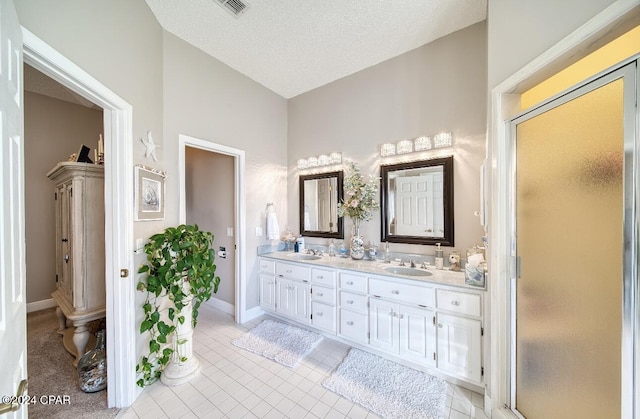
[162,32,289,310]
[185,147,235,306]
[288,21,488,256]
[24,91,103,303]
[16,0,165,244]
[487,0,617,88]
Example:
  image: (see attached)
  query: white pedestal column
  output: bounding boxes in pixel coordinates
[160,301,201,386]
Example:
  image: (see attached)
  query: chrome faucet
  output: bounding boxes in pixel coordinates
[410,260,416,268]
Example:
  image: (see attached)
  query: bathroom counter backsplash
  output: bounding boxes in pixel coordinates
[261,251,478,290]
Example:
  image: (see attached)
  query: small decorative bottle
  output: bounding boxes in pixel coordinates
[338,241,348,257]
[77,329,107,393]
[435,243,444,270]
[328,239,336,257]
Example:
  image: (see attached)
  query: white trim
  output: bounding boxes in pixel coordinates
[203,297,234,316]
[26,298,56,313]
[243,306,265,323]
[21,28,136,408]
[488,2,640,418]
[178,134,247,324]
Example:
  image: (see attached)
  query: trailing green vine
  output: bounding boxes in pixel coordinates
[135,224,220,387]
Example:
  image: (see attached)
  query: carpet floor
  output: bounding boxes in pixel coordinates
[27,308,119,419]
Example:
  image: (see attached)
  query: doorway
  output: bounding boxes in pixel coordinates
[22,28,136,407]
[510,63,634,418]
[178,134,246,322]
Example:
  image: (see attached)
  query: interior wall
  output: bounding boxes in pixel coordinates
[162,31,288,311]
[487,0,617,89]
[24,91,103,304]
[185,147,235,306]
[288,21,488,255]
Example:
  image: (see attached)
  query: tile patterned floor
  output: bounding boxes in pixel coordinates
[117,304,487,419]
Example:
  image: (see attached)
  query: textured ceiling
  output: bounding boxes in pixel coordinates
[145,0,487,98]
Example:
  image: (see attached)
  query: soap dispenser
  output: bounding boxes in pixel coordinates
[296,235,305,252]
[328,239,336,257]
[435,243,444,270]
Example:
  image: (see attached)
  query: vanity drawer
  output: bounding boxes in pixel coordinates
[312,285,336,305]
[311,302,336,334]
[276,262,311,282]
[436,289,481,317]
[312,268,336,287]
[339,309,369,344]
[339,272,368,293]
[369,278,435,307]
[259,259,275,274]
[340,291,368,313]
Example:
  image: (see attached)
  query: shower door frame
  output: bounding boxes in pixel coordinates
[506,59,638,419]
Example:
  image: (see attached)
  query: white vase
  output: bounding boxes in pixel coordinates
[350,219,365,260]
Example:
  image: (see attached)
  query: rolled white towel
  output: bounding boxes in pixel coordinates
[266,210,280,240]
[467,253,484,269]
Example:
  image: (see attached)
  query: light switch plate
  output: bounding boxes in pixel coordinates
[255,227,263,237]
[227,227,234,237]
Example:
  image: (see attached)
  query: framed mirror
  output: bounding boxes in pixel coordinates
[299,171,344,238]
[380,156,454,246]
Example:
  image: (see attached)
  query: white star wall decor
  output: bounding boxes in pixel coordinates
[140,131,160,162]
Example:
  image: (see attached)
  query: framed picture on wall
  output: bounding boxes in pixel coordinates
[134,165,166,221]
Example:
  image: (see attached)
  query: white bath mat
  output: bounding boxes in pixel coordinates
[231,319,323,368]
[323,349,448,419]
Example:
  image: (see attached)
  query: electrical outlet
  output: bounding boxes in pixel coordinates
[256,227,263,237]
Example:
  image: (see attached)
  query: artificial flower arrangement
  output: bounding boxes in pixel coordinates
[337,162,380,222]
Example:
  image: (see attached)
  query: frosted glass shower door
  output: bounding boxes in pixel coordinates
[513,73,627,418]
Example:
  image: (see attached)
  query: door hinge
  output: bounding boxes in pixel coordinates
[481,367,484,377]
[481,327,484,336]
[433,352,436,361]
[54,192,57,200]
[310,314,313,320]
[433,316,436,326]
[70,187,73,198]
[55,274,58,283]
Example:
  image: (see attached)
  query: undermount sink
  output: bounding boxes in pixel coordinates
[288,253,322,260]
[383,266,433,277]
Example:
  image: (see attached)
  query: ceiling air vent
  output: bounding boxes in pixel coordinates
[215,0,249,17]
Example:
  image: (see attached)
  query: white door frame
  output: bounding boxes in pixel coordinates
[21,28,136,408]
[487,2,640,418]
[178,134,246,323]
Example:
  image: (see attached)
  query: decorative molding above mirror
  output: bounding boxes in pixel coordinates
[380,156,454,246]
[299,171,344,239]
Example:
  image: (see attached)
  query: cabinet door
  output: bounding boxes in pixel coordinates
[437,313,482,382]
[290,280,310,322]
[369,298,398,353]
[58,183,73,301]
[399,305,436,367]
[260,274,276,312]
[276,278,292,316]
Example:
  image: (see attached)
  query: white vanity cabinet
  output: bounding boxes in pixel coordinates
[274,262,310,322]
[259,259,276,312]
[337,271,369,344]
[369,277,437,367]
[435,289,483,382]
[310,267,337,334]
[258,255,485,387]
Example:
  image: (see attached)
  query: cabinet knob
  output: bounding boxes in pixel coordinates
[61,238,68,243]
[451,300,460,306]
[286,269,293,273]
[316,312,323,316]
[391,290,400,295]
[398,314,404,319]
[347,321,354,326]
[317,275,324,279]
[317,292,324,297]
[346,281,354,285]
[64,254,69,263]
[346,300,354,304]
[438,323,443,328]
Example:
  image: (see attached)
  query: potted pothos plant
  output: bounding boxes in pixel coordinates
[135,224,220,387]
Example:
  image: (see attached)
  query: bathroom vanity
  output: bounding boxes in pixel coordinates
[259,252,485,389]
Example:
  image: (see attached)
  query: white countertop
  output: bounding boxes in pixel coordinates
[261,251,484,291]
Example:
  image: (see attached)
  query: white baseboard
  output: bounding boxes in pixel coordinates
[27,298,56,313]
[204,296,234,315]
[242,306,265,323]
